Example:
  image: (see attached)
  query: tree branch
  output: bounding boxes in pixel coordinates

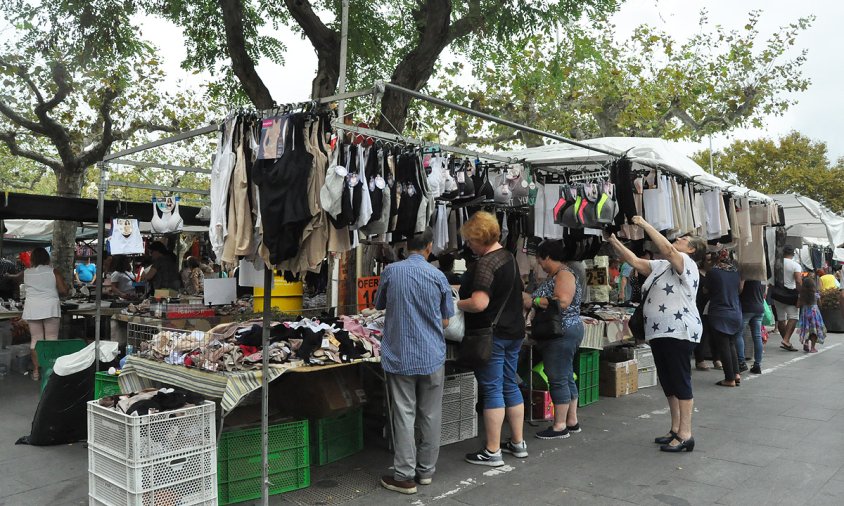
[77,86,119,168]
[0,131,63,171]
[447,0,484,44]
[218,0,275,108]
[283,0,340,98]
[39,62,72,113]
[112,121,181,142]
[665,85,759,133]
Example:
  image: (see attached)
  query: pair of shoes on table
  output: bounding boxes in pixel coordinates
[660,436,695,453]
[654,430,678,444]
[749,363,762,374]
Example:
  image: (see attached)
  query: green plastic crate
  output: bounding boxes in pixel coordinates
[34,339,87,393]
[94,371,121,399]
[217,419,310,505]
[310,408,363,466]
[574,349,600,407]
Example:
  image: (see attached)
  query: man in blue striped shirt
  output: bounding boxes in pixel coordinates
[374,228,454,495]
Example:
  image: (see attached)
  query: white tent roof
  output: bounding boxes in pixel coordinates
[498,137,771,203]
[770,194,844,247]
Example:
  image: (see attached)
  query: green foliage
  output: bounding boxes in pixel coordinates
[431,10,812,149]
[691,131,844,213]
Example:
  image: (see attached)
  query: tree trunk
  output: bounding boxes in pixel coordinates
[312,52,339,99]
[52,168,86,287]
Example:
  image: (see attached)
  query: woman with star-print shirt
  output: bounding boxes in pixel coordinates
[607,216,707,454]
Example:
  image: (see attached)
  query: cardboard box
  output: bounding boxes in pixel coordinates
[599,359,638,397]
[275,366,367,419]
[521,388,554,420]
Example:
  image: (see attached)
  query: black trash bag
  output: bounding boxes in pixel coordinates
[15,363,99,446]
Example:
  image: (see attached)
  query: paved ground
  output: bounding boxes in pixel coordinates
[2,335,843,506]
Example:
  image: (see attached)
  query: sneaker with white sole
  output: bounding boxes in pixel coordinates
[465,447,504,467]
[380,476,417,494]
[416,476,432,485]
[535,426,570,439]
[501,439,528,458]
[566,423,581,433]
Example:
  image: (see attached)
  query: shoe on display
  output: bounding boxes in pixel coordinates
[380,476,417,494]
[535,426,570,439]
[465,448,504,467]
[501,439,528,458]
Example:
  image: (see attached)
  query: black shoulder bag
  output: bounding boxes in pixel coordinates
[629,267,669,341]
[531,299,565,340]
[459,256,517,369]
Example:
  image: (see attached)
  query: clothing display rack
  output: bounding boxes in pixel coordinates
[90,66,778,504]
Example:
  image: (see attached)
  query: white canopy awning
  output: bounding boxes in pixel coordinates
[771,194,844,248]
[498,137,771,203]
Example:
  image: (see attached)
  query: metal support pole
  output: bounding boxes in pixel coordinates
[378,81,624,158]
[709,135,715,174]
[93,163,108,371]
[260,266,273,506]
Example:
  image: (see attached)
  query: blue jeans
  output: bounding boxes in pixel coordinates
[535,322,584,405]
[741,312,763,366]
[475,336,524,410]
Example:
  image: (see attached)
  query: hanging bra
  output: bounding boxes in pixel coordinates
[150,196,184,234]
[596,181,619,224]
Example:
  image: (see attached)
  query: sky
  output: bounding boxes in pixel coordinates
[140,0,844,162]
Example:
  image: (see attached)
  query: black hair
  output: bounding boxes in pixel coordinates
[783,244,795,256]
[31,247,51,267]
[112,255,131,272]
[536,240,566,262]
[149,241,169,254]
[437,253,456,272]
[408,228,434,252]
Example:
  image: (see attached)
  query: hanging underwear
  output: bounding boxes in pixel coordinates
[150,196,184,234]
[109,218,144,255]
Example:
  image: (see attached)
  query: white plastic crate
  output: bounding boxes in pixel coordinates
[634,344,655,370]
[440,372,478,446]
[638,366,658,389]
[88,446,216,494]
[87,401,216,464]
[88,470,216,506]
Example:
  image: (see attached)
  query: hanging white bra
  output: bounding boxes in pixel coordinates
[151,196,184,234]
[109,218,145,254]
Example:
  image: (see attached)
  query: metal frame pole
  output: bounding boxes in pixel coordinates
[378,81,625,158]
[260,266,272,506]
[93,163,108,371]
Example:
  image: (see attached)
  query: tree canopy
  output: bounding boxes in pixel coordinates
[431,10,813,149]
[692,131,844,213]
[0,0,215,276]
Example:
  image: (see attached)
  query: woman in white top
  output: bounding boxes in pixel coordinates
[108,255,137,299]
[7,248,69,381]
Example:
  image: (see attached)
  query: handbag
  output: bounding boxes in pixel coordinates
[458,256,517,369]
[531,299,564,340]
[629,268,669,341]
[771,284,798,305]
[762,301,775,326]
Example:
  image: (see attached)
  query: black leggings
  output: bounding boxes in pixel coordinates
[711,329,739,381]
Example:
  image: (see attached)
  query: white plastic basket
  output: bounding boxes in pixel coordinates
[638,366,658,389]
[634,345,655,370]
[440,372,478,446]
[88,446,216,494]
[87,401,216,464]
[88,470,216,506]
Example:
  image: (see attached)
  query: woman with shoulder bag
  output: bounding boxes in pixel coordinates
[457,211,527,467]
[523,240,584,439]
[606,216,706,453]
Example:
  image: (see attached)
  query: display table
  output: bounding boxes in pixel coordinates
[118,355,380,414]
[111,313,240,348]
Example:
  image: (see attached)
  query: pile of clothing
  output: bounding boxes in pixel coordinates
[98,387,206,416]
[137,311,385,372]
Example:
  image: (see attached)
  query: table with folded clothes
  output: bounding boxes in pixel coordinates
[118,309,385,414]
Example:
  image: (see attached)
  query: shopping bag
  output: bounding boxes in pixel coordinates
[762,301,775,327]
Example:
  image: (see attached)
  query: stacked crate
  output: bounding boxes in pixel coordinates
[87,400,217,505]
